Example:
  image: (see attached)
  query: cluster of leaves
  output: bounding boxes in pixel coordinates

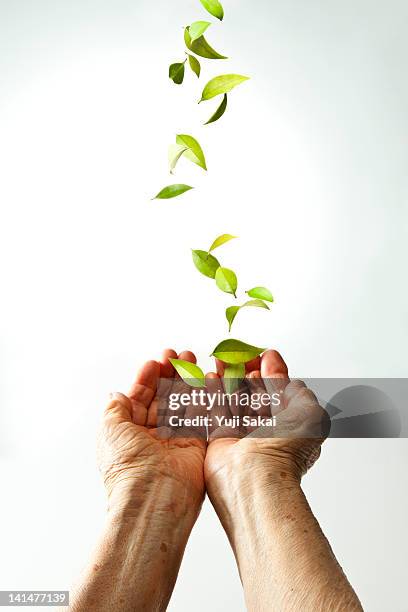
[151,1,275,389]
[153,0,249,200]
[171,234,274,389]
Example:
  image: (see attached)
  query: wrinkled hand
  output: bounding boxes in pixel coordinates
[205,350,329,493]
[98,349,206,513]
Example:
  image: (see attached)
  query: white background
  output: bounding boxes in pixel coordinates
[1,0,407,610]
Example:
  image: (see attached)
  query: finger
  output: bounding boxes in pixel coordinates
[245,370,271,418]
[128,360,161,426]
[178,350,197,363]
[260,350,289,378]
[104,392,132,423]
[160,348,178,378]
[215,359,225,376]
[245,356,261,373]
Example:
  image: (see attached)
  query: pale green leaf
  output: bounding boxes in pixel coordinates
[246,287,274,302]
[153,184,193,199]
[176,134,207,171]
[211,339,265,364]
[169,61,186,85]
[226,299,269,332]
[208,233,237,253]
[215,267,238,297]
[223,362,245,394]
[187,53,201,78]
[204,93,228,125]
[168,144,189,174]
[242,299,270,310]
[200,74,250,102]
[226,306,240,332]
[199,0,224,20]
[169,358,206,388]
[184,27,227,60]
[192,249,220,278]
[189,20,211,43]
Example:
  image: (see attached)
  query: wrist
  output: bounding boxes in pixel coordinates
[106,471,204,522]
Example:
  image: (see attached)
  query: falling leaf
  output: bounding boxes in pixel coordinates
[211,339,265,364]
[225,299,269,332]
[192,249,220,278]
[168,144,189,174]
[246,287,274,302]
[223,362,245,394]
[153,184,193,199]
[184,27,227,60]
[189,20,211,43]
[199,0,224,20]
[226,306,240,332]
[176,134,207,171]
[187,53,201,78]
[169,61,186,85]
[215,267,238,297]
[169,358,206,388]
[200,74,250,102]
[204,94,228,125]
[208,233,237,254]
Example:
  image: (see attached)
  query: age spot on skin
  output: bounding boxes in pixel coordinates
[93,564,100,572]
[160,542,168,553]
[280,471,287,479]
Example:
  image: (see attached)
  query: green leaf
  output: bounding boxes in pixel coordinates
[226,299,269,332]
[246,287,274,302]
[189,20,211,43]
[168,144,189,174]
[192,249,220,278]
[176,134,207,171]
[153,184,193,199]
[169,61,186,85]
[226,306,240,332]
[223,362,245,394]
[208,233,237,254]
[169,358,206,388]
[187,53,201,78]
[243,299,270,310]
[204,93,228,125]
[200,74,250,102]
[184,27,227,60]
[199,0,224,20]
[211,339,265,364]
[215,267,238,297]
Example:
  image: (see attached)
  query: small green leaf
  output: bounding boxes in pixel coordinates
[189,20,211,43]
[226,299,269,332]
[243,299,270,310]
[208,233,237,254]
[204,93,228,125]
[153,184,193,199]
[169,358,206,388]
[223,362,245,394]
[168,144,189,174]
[246,287,274,302]
[184,27,227,60]
[211,339,265,364]
[187,53,201,78]
[226,306,240,332]
[199,0,224,20]
[192,249,220,278]
[176,134,207,171]
[215,267,238,297]
[169,61,186,85]
[200,74,250,102]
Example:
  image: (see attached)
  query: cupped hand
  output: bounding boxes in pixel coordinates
[204,350,328,492]
[98,349,206,513]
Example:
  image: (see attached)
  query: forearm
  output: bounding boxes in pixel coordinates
[209,466,362,612]
[66,476,203,612]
